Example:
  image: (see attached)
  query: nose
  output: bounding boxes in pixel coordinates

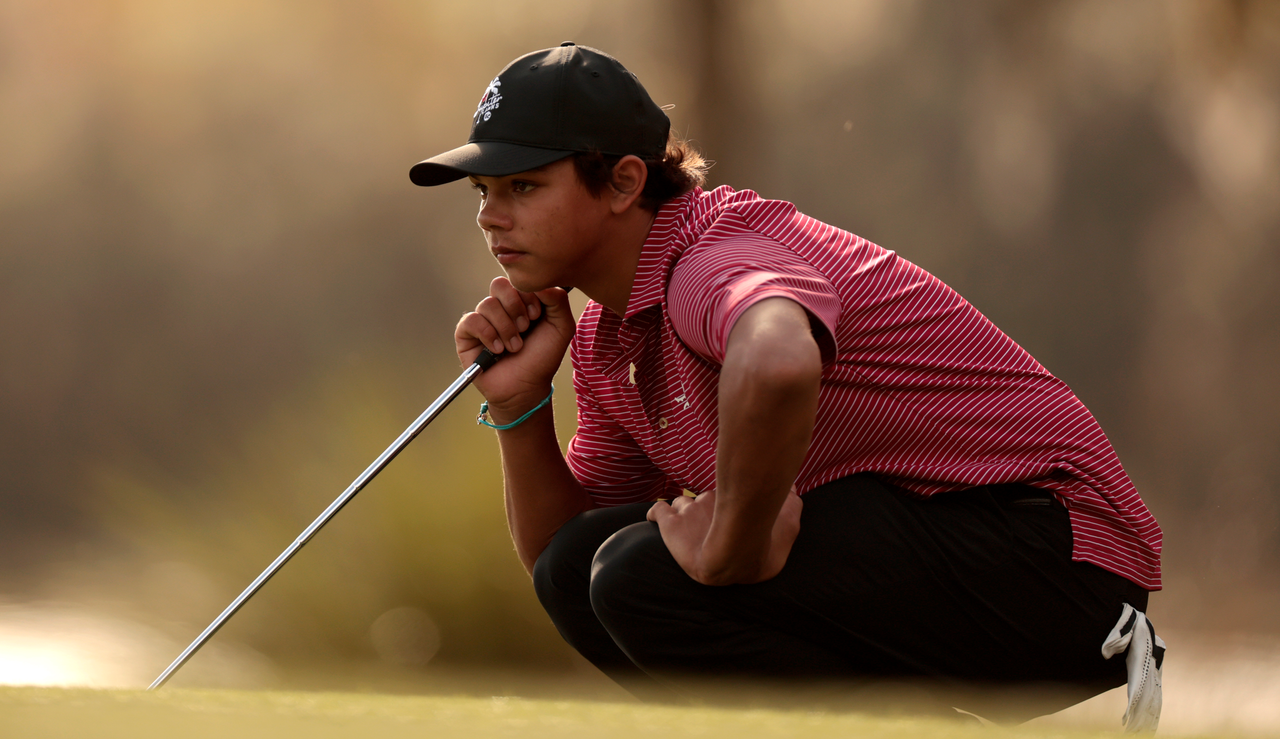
[476,194,511,233]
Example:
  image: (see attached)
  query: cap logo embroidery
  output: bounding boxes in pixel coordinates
[475,77,502,123]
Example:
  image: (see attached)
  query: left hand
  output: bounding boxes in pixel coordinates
[646,487,803,585]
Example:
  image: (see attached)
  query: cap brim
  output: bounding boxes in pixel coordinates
[409,142,575,186]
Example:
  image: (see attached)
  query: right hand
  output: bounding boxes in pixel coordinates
[455,277,575,424]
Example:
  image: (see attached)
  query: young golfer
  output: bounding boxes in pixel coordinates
[413,43,1164,727]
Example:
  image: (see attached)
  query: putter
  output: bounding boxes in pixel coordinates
[148,313,543,690]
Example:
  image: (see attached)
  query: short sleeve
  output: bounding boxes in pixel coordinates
[565,342,682,506]
[667,234,842,365]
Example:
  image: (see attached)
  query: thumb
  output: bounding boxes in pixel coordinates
[534,287,575,330]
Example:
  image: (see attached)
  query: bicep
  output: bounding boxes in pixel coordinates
[724,298,824,390]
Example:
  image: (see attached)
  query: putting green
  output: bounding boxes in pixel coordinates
[0,685,1190,739]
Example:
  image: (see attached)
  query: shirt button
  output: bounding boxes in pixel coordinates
[658,417,669,429]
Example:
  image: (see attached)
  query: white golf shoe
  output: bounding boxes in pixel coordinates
[1101,603,1166,733]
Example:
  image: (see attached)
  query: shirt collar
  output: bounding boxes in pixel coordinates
[617,185,763,321]
[620,190,697,321]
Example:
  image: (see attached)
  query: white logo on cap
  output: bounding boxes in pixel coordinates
[475,77,502,123]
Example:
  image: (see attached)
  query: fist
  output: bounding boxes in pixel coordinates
[455,277,575,423]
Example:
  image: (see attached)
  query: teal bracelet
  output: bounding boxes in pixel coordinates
[477,385,554,430]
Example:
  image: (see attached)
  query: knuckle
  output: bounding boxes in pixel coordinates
[478,300,509,325]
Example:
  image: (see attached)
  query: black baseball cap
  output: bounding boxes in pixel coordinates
[409,42,670,187]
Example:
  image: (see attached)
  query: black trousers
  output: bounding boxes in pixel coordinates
[532,473,1148,713]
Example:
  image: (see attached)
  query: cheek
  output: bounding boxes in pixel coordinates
[528,202,572,243]
[551,193,606,240]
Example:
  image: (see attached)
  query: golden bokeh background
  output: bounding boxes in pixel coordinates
[1,0,1278,695]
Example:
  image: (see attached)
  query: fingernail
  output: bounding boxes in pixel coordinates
[510,335,522,351]
[517,315,529,332]
[527,304,539,319]
[493,339,504,353]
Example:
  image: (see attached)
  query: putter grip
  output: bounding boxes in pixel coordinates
[474,309,544,370]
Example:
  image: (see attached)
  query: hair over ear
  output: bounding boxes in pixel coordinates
[572,134,709,211]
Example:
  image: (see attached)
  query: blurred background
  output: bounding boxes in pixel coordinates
[1,0,1278,722]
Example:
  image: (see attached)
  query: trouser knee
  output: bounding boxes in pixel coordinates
[531,518,591,633]
[532,503,653,649]
[588,521,673,660]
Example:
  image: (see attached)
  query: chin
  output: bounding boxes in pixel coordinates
[503,271,553,294]
[505,261,568,292]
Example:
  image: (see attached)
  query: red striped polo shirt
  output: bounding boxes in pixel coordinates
[565,186,1162,590]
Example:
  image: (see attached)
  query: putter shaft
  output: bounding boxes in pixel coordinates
[148,358,491,690]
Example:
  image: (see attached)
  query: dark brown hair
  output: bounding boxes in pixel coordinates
[572,134,709,211]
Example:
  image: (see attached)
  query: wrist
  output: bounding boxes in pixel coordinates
[697,524,768,585]
[480,385,554,428]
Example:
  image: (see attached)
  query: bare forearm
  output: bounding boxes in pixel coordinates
[492,402,594,574]
[455,282,585,575]
[703,301,821,583]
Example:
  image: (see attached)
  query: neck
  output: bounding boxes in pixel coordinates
[576,207,656,316]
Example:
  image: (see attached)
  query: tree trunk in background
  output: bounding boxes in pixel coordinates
[683,0,763,191]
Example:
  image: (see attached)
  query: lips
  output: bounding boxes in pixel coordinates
[490,246,525,265]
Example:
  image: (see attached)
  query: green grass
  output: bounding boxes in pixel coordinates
[0,685,1224,739]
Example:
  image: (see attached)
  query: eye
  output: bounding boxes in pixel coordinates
[469,181,487,197]
[511,180,536,194]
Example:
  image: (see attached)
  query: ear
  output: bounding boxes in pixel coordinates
[608,155,648,214]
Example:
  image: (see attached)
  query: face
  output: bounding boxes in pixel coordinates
[470,158,613,293]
